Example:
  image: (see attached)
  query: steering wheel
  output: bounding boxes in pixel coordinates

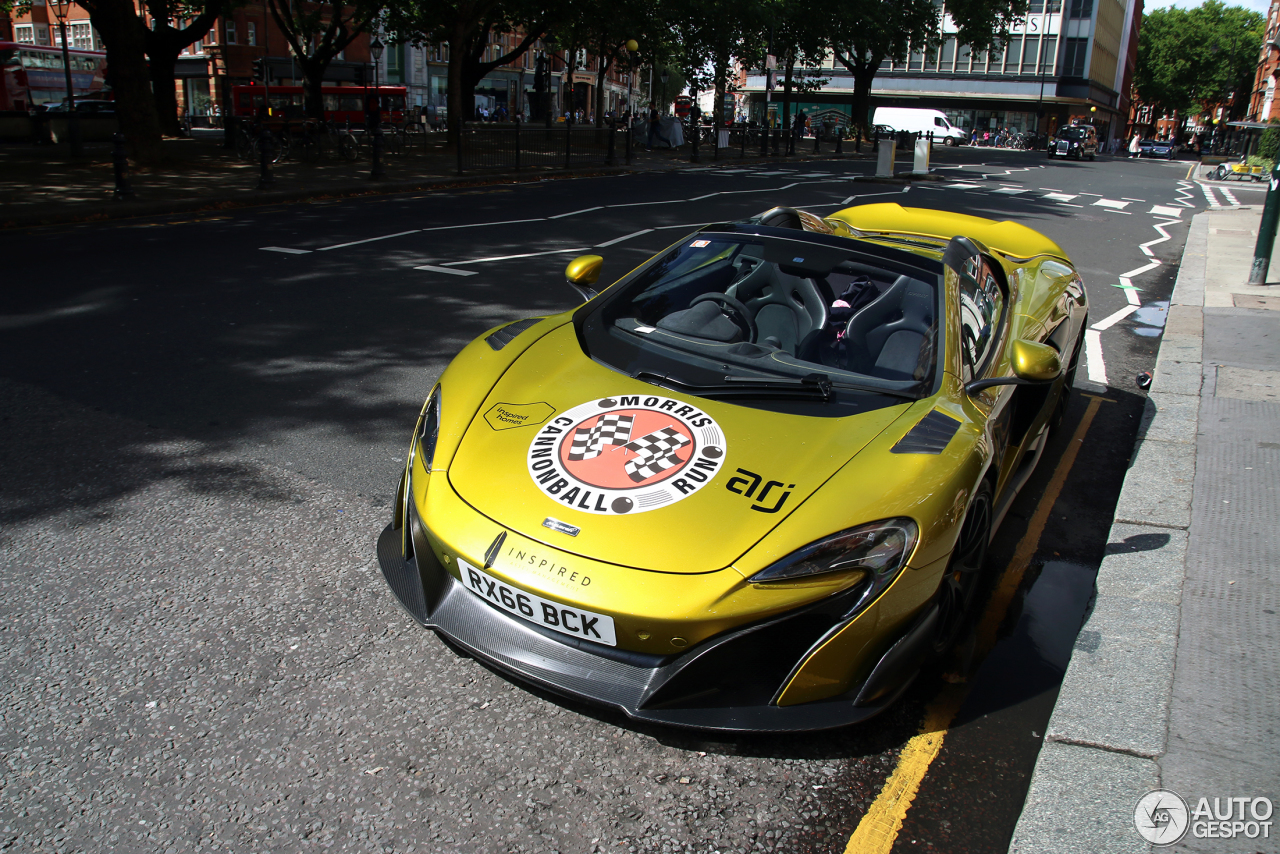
[690,292,756,342]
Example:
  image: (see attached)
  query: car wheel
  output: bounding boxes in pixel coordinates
[1047,150,1054,159]
[1088,152,1096,161]
[931,481,993,655]
[1053,323,1087,430]
[945,137,957,147]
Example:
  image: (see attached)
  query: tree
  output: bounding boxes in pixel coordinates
[1135,1,1263,120]
[669,0,765,130]
[382,0,563,145]
[143,0,230,135]
[546,0,662,126]
[74,0,165,160]
[266,0,380,120]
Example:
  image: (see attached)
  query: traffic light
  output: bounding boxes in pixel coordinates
[251,57,266,82]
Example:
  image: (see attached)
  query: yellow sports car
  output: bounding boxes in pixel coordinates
[376,203,1088,731]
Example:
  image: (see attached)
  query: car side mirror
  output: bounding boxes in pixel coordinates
[966,340,1062,394]
[565,255,603,302]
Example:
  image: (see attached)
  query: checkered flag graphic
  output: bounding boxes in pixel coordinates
[622,427,691,483]
[567,414,634,461]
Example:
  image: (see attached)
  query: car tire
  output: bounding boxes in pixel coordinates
[1053,321,1087,431]
[931,481,993,656]
[1088,151,1096,161]
[945,137,957,147]
[1047,150,1055,159]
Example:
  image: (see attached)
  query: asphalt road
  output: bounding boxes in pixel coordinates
[0,147,1206,854]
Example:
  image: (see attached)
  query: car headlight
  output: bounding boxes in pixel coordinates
[411,388,442,472]
[749,519,918,584]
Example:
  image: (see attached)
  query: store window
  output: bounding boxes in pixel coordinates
[15,25,34,44]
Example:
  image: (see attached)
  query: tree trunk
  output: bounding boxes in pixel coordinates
[851,63,877,141]
[148,47,181,136]
[447,31,467,149]
[781,55,794,137]
[303,61,326,120]
[89,2,162,162]
[713,50,728,127]
[594,45,609,127]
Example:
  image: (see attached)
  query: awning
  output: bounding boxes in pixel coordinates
[1226,120,1273,129]
[174,57,209,79]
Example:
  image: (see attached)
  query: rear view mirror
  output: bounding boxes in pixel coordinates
[565,255,604,302]
[966,339,1062,394]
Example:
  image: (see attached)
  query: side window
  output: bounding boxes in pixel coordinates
[957,256,1005,381]
[934,117,945,127]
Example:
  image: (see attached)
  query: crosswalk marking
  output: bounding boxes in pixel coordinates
[1093,198,1130,209]
[1149,205,1182,217]
[1044,192,1077,202]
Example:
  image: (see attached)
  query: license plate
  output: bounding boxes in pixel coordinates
[457,559,617,646]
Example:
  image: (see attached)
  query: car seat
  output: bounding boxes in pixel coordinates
[734,269,828,354]
[843,275,935,380]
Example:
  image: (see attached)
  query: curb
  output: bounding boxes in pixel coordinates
[1007,211,1209,853]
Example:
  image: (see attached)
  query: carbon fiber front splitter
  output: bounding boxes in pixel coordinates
[376,524,934,733]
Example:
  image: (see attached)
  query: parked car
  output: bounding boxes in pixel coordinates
[1047,125,1097,160]
[1137,138,1176,159]
[376,201,1089,732]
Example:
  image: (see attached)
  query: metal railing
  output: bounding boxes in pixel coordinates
[457,121,629,173]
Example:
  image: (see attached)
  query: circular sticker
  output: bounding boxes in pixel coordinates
[1134,789,1190,846]
[526,395,727,515]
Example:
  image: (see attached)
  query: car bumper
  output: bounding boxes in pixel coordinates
[375,516,937,733]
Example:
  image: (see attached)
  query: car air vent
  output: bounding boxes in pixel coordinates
[891,410,961,455]
[485,318,540,351]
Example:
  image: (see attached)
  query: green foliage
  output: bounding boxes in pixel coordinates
[1247,154,1276,169]
[1258,119,1280,162]
[1135,0,1264,115]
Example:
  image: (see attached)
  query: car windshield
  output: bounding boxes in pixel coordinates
[578,226,943,413]
[1059,127,1090,139]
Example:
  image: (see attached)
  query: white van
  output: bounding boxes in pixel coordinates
[871,107,967,145]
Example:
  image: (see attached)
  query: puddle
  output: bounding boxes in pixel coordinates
[1130,300,1169,338]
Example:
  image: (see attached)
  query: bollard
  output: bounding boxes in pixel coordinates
[370,127,386,180]
[876,132,897,178]
[606,120,616,166]
[835,134,842,155]
[257,127,275,189]
[111,132,134,199]
[740,125,746,158]
[625,124,632,165]
[855,134,861,154]
[813,132,819,154]
[1248,160,1280,284]
[761,123,769,157]
[691,123,700,163]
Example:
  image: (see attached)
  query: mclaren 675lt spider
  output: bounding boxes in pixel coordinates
[376,202,1088,732]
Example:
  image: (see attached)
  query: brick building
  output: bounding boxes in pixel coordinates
[1,1,638,125]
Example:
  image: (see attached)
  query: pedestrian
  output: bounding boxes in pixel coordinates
[646,101,660,151]
[970,129,978,145]
[1129,132,1140,158]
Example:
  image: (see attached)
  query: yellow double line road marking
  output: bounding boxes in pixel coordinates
[843,393,1108,854]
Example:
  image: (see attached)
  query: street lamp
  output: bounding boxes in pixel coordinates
[49,0,82,156]
[660,71,669,115]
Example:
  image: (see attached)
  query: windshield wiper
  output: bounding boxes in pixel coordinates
[633,370,918,401]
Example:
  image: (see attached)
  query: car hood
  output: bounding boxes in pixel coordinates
[447,324,911,573]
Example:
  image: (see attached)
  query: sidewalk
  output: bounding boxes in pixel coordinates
[1010,206,1280,852]
[0,132,878,229]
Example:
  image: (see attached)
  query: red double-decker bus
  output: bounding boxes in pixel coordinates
[230,83,407,124]
[0,40,109,112]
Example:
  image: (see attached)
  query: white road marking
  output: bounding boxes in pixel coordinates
[414,265,478,276]
[653,222,709,230]
[596,229,654,247]
[1057,203,1085,208]
[688,193,721,201]
[842,195,857,204]
[1122,197,1145,202]
[1085,330,1108,385]
[1175,181,1197,207]
[317,229,420,251]
[1199,183,1220,207]
[548,206,604,219]
[1044,192,1078,202]
[422,218,545,231]
[1038,187,1063,192]
[946,183,982,190]
[1220,187,1240,206]
[993,187,1028,194]
[1094,198,1130,209]
[442,247,589,265]
[1149,205,1182,217]
[1117,279,1142,305]
[260,246,312,254]
[1092,305,1140,331]
[608,199,682,208]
